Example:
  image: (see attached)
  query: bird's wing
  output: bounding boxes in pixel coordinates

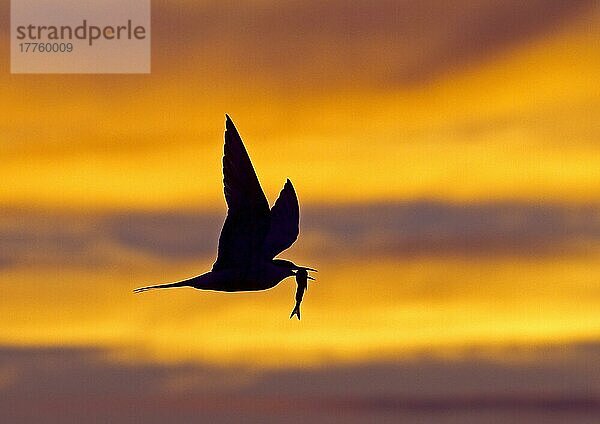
[263,179,299,259]
[212,116,271,270]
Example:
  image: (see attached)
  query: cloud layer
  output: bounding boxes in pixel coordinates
[150,0,595,86]
[1,201,598,270]
[1,1,595,86]
[1,343,599,423]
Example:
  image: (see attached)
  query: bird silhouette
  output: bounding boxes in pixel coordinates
[134,115,316,319]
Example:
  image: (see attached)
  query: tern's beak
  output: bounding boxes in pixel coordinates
[293,265,318,273]
[307,276,315,280]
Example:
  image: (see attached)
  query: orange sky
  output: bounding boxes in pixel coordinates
[0,1,598,208]
[0,0,599,371]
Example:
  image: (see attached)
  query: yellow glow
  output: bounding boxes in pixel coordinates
[0,14,599,207]
[0,3,599,370]
[1,254,599,367]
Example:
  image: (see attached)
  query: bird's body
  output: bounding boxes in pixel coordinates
[134,115,316,317]
[137,263,293,293]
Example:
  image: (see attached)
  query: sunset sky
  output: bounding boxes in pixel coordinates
[1,1,599,422]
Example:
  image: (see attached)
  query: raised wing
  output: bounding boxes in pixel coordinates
[263,179,299,259]
[212,115,270,270]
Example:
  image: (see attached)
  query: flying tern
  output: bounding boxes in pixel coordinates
[134,115,316,319]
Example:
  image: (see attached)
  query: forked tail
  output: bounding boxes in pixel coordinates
[133,279,191,294]
[290,302,301,320]
[133,273,210,294]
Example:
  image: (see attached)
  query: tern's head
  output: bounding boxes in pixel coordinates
[272,259,317,280]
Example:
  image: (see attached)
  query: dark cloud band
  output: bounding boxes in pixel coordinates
[1,343,599,423]
[0,201,598,270]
